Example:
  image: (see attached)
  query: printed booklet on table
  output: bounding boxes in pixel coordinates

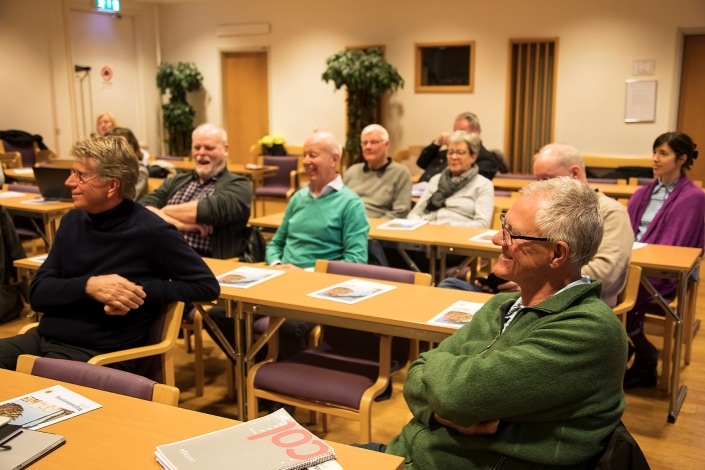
[217,266,285,289]
[377,219,427,231]
[427,300,484,328]
[469,230,499,243]
[155,408,337,470]
[0,385,101,430]
[308,279,396,305]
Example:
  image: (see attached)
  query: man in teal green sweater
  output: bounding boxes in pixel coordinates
[266,131,369,268]
[374,178,628,469]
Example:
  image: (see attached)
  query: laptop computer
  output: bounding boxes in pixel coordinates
[32,167,73,202]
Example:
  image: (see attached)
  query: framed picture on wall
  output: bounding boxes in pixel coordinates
[415,41,475,93]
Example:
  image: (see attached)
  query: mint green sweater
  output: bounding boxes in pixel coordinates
[387,281,627,469]
[265,186,369,268]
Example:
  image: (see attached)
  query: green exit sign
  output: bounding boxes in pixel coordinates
[96,0,120,13]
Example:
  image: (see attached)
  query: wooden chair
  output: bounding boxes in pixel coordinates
[0,139,40,167]
[0,151,22,170]
[643,273,700,391]
[612,265,642,326]
[19,301,185,386]
[16,354,180,406]
[246,260,432,443]
[253,155,302,216]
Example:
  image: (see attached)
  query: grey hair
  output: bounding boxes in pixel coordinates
[532,143,586,174]
[361,124,389,142]
[455,112,481,132]
[448,130,481,156]
[519,177,603,267]
[71,136,139,200]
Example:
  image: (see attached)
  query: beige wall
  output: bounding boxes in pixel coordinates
[2,0,704,160]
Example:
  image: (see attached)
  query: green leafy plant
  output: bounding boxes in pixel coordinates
[322,48,404,166]
[157,62,203,156]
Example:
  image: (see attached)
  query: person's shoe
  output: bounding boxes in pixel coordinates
[623,365,658,389]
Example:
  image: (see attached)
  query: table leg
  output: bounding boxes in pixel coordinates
[639,274,689,423]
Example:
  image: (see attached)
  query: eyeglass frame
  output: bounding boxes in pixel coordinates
[360,139,386,146]
[69,168,101,184]
[499,213,552,246]
[447,149,470,156]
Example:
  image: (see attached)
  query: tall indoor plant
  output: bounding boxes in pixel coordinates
[157,62,203,156]
[322,48,404,166]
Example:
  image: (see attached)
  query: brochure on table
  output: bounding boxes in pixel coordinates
[308,279,396,305]
[469,230,499,243]
[217,266,285,289]
[376,219,427,231]
[427,300,484,328]
[0,385,101,430]
[155,408,337,470]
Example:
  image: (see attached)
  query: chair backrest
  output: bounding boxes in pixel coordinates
[628,177,654,186]
[1,140,38,168]
[314,260,431,362]
[593,421,650,469]
[260,156,300,187]
[16,354,179,406]
[8,183,40,194]
[612,264,642,323]
[0,152,22,170]
[495,172,534,180]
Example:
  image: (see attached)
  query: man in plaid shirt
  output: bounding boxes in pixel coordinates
[141,124,251,259]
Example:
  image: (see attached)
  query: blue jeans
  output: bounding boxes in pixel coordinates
[436,277,482,292]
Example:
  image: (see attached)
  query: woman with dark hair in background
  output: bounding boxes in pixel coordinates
[624,131,705,388]
[104,127,150,200]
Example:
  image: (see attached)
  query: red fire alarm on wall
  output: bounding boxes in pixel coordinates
[100,66,113,82]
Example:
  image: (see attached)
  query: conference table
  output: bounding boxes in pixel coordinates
[0,190,74,246]
[201,257,493,422]
[1,369,404,469]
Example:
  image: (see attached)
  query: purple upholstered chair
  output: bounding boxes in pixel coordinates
[19,302,185,387]
[16,354,180,406]
[246,260,432,443]
[254,155,301,215]
[1,140,38,168]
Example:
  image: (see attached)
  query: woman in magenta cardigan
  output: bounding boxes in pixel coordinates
[624,131,705,388]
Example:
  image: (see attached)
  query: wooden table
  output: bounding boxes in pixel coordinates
[202,258,492,422]
[0,369,404,469]
[492,177,640,199]
[629,244,702,423]
[0,191,74,246]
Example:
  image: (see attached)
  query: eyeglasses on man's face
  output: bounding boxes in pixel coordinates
[360,139,385,146]
[70,168,100,184]
[447,149,469,156]
[499,213,551,246]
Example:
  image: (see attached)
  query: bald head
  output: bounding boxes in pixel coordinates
[532,143,586,183]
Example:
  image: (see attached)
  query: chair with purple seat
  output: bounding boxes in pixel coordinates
[246,260,432,443]
[0,139,39,168]
[7,183,47,253]
[19,301,185,387]
[16,354,180,406]
[253,155,301,216]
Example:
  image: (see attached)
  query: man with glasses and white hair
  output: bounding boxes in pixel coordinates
[343,124,412,219]
[0,136,219,371]
[359,177,628,469]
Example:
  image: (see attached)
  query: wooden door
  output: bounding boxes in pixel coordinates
[222,52,268,165]
[678,34,705,182]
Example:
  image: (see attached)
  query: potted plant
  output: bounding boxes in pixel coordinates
[157,62,204,156]
[322,47,404,166]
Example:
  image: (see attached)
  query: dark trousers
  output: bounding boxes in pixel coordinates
[0,330,136,372]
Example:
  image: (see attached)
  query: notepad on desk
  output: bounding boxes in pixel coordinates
[155,408,336,470]
[0,428,65,470]
[0,385,101,430]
